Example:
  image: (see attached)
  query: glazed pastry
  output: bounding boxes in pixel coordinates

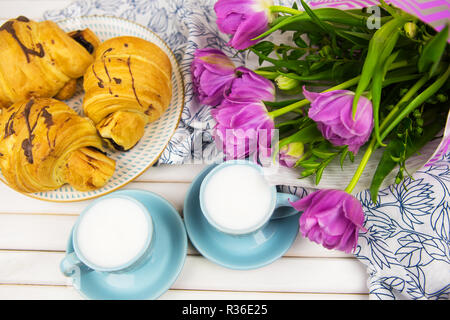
[0,16,100,108]
[83,36,172,151]
[0,98,116,193]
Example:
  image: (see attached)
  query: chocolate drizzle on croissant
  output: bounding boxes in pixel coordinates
[83,36,173,151]
[0,98,116,193]
[0,17,101,108]
[0,17,45,63]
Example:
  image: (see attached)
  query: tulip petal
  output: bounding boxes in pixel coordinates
[229,11,269,50]
[294,189,366,253]
[343,196,367,230]
[191,48,237,106]
[303,88,373,152]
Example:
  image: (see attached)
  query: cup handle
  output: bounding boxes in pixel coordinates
[60,252,83,277]
[271,192,300,220]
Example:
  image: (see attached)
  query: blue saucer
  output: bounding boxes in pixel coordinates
[184,164,300,270]
[64,189,187,300]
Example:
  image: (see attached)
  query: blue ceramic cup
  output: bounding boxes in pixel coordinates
[199,160,300,236]
[60,195,154,276]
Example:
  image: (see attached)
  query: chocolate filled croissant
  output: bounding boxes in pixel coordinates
[83,36,173,151]
[0,98,116,193]
[0,16,99,108]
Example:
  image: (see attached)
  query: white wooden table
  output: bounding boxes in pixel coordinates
[0,0,369,300]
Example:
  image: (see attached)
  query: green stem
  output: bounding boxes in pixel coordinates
[268,60,410,119]
[269,75,362,118]
[269,99,311,118]
[270,5,302,15]
[254,70,278,80]
[344,77,427,193]
[344,139,376,193]
[344,65,450,194]
[379,75,429,130]
[380,66,450,141]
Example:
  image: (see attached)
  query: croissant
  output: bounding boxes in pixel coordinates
[0,16,99,108]
[83,36,173,151]
[0,98,116,193]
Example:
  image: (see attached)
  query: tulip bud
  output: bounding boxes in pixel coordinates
[275,75,300,91]
[416,118,424,127]
[404,22,418,39]
[319,45,333,58]
[437,93,448,103]
[415,127,423,135]
[279,142,304,168]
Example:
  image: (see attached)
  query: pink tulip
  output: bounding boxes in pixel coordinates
[303,87,374,154]
[212,99,274,159]
[214,0,274,50]
[191,48,237,106]
[290,189,367,253]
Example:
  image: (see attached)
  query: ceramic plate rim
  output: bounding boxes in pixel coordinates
[0,15,185,203]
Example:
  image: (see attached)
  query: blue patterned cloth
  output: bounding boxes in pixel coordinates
[356,153,450,300]
[43,0,450,300]
[43,0,254,164]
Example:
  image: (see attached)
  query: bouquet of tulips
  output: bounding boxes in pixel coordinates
[191,0,450,253]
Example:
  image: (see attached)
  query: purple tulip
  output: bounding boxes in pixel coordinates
[226,67,275,103]
[303,87,374,154]
[212,99,274,159]
[214,0,274,50]
[279,142,304,168]
[191,48,237,106]
[290,189,367,253]
[211,66,276,159]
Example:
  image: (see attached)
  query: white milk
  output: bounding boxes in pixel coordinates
[76,198,150,269]
[203,165,273,233]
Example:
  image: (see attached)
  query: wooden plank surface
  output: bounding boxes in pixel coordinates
[0,251,368,294]
[0,0,370,300]
[0,285,368,300]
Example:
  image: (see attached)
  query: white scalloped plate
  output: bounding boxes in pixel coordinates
[0,16,184,202]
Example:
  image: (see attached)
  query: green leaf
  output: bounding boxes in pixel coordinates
[293,32,308,48]
[250,48,305,73]
[335,30,371,46]
[253,41,274,54]
[369,120,444,202]
[300,0,336,36]
[264,99,300,109]
[348,151,355,162]
[301,169,316,178]
[252,41,275,65]
[259,7,391,40]
[279,123,322,148]
[315,165,326,185]
[380,65,450,142]
[311,148,337,159]
[352,17,405,117]
[340,148,349,169]
[418,24,449,77]
[310,61,328,72]
[255,14,309,40]
[372,50,401,146]
[298,158,320,170]
[315,155,337,185]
